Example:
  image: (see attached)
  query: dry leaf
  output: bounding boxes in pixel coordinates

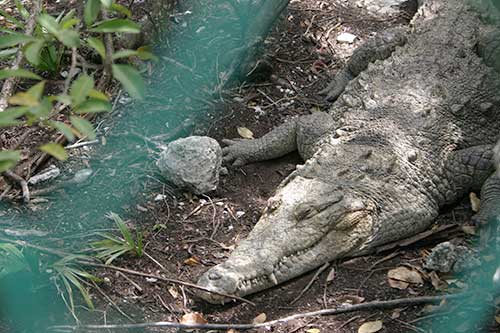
[326,267,336,282]
[358,320,383,333]
[338,295,365,304]
[180,312,208,326]
[252,313,267,324]
[237,127,254,139]
[461,225,476,235]
[306,329,321,333]
[168,286,179,299]
[387,267,423,290]
[391,309,401,319]
[428,271,447,291]
[184,256,200,266]
[495,315,500,324]
[469,192,480,212]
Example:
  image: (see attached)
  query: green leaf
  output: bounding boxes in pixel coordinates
[23,39,45,66]
[61,18,80,30]
[38,14,80,48]
[100,0,113,8]
[0,69,42,81]
[70,74,94,106]
[112,49,156,61]
[0,33,35,49]
[70,116,96,140]
[27,81,46,101]
[0,243,30,279]
[90,19,140,34]
[14,0,29,19]
[28,97,52,120]
[9,93,39,107]
[48,121,75,141]
[60,9,78,28]
[84,0,101,26]
[37,14,60,36]
[88,89,109,101]
[0,48,18,59]
[0,107,28,127]
[110,3,132,18]
[112,64,145,99]
[58,29,80,48]
[86,37,106,59]
[0,151,21,173]
[75,98,111,114]
[39,143,68,161]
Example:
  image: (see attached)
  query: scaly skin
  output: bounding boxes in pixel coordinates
[197,0,500,303]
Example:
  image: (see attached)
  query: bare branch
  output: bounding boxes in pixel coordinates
[47,293,469,332]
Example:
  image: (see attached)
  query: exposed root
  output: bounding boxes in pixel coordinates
[2,170,30,203]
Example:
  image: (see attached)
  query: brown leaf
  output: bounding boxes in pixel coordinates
[391,309,401,319]
[338,295,365,305]
[184,256,200,266]
[428,271,447,291]
[469,192,480,212]
[326,267,336,282]
[252,313,267,324]
[168,286,179,299]
[306,329,321,333]
[495,315,500,324]
[180,312,208,325]
[387,267,423,290]
[237,127,254,139]
[358,320,383,333]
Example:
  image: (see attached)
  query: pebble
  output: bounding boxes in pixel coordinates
[337,32,357,44]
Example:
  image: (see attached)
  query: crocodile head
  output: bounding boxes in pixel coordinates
[196,174,376,303]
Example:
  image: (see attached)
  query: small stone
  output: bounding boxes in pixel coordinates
[337,32,357,44]
[236,211,245,218]
[28,165,60,185]
[154,194,167,201]
[156,136,222,194]
[423,241,480,273]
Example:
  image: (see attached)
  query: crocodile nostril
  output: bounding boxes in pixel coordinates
[208,272,221,280]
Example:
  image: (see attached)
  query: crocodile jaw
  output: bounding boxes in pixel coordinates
[196,176,375,303]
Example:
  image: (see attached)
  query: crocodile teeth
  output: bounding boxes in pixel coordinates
[269,273,278,285]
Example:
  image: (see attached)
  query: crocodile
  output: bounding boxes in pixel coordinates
[197,0,500,303]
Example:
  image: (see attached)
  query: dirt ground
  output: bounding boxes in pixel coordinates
[1,0,500,332]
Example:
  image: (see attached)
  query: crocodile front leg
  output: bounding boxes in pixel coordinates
[222,112,336,166]
[320,27,408,102]
[445,145,499,250]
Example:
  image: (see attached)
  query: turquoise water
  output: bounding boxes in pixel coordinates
[1,0,498,331]
[0,0,288,330]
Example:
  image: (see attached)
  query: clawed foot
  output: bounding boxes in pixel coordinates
[222,138,253,167]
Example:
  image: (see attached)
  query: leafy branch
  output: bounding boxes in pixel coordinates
[0,0,154,173]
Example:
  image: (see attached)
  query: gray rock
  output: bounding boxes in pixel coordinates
[423,241,481,273]
[156,136,222,194]
[28,165,60,185]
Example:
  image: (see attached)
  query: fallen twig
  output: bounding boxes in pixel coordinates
[86,262,255,306]
[291,262,330,304]
[47,293,469,332]
[2,170,30,203]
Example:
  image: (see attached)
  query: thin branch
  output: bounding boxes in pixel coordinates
[0,0,42,112]
[86,262,255,306]
[47,293,470,332]
[291,262,330,304]
[2,170,30,203]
